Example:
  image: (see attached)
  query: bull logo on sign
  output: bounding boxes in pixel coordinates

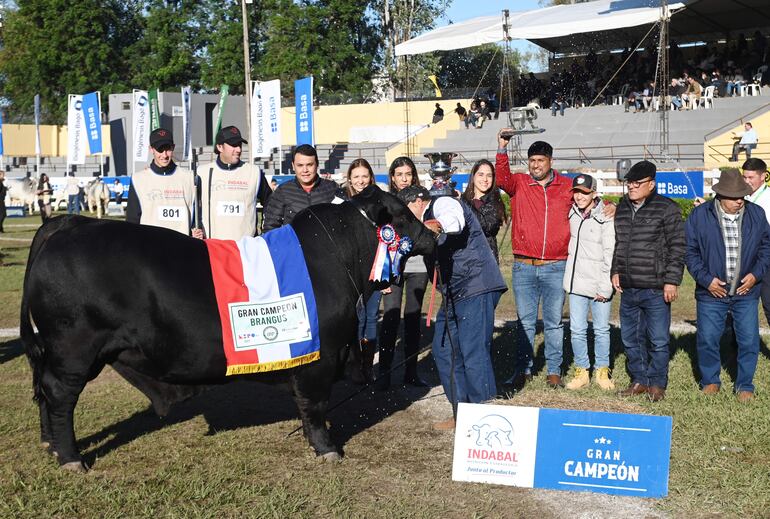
[470,414,514,449]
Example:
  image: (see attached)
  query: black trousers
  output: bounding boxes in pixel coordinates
[378,272,429,375]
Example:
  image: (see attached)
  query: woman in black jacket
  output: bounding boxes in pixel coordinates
[461,159,507,263]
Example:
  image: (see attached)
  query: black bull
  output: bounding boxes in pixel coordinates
[20,187,435,471]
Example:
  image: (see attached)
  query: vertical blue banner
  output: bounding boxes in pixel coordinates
[34,94,42,155]
[81,91,103,154]
[294,77,314,146]
[533,409,672,497]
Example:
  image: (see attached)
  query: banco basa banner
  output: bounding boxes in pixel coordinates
[294,77,314,146]
[81,92,103,154]
[132,90,150,163]
[67,94,86,165]
[251,79,282,158]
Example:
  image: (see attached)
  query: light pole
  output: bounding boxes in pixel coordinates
[241,0,252,161]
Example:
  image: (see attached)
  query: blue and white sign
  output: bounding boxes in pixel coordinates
[81,92,102,154]
[453,403,672,498]
[34,94,41,155]
[655,171,703,199]
[294,77,314,146]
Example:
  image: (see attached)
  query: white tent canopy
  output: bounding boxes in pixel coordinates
[395,0,688,56]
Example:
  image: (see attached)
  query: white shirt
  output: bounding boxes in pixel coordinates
[739,128,758,145]
[423,196,466,234]
[747,184,770,225]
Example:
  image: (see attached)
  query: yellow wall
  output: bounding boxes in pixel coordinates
[279,98,470,146]
[704,111,770,169]
[1,124,112,157]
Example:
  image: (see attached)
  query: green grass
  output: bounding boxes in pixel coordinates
[2,213,770,517]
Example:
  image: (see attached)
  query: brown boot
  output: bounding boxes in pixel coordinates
[701,384,720,395]
[432,417,456,431]
[647,386,666,402]
[546,374,564,389]
[618,382,648,397]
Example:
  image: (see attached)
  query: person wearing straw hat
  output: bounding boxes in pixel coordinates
[685,168,770,402]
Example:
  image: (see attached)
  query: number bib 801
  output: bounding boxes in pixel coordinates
[158,206,184,221]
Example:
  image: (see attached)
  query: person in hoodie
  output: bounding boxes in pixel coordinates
[127,128,200,237]
[562,174,615,391]
[198,125,272,239]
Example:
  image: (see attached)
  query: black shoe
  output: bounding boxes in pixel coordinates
[374,374,391,392]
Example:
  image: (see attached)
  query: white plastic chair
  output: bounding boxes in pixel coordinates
[614,84,630,106]
[699,86,715,109]
[741,83,761,96]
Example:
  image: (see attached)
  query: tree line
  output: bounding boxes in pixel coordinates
[0,0,524,124]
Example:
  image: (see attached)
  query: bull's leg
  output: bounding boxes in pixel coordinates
[111,360,203,417]
[40,370,87,472]
[292,375,340,460]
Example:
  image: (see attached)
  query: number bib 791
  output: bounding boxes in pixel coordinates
[217,201,244,216]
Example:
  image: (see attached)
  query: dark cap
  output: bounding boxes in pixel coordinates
[571,174,597,193]
[528,141,553,158]
[150,128,174,149]
[397,185,430,204]
[216,125,248,148]
[626,160,657,182]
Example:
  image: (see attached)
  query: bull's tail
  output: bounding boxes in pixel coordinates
[21,216,83,402]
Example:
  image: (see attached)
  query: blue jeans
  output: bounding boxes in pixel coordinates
[67,194,80,215]
[512,260,566,376]
[568,293,611,369]
[432,291,501,405]
[672,96,682,109]
[619,288,671,388]
[696,296,760,393]
[357,292,382,342]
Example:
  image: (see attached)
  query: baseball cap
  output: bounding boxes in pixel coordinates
[397,185,430,204]
[216,125,248,147]
[571,174,597,193]
[150,128,174,149]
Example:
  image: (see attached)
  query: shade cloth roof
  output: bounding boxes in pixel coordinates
[395,0,770,56]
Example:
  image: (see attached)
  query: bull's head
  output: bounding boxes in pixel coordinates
[350,186,436,280]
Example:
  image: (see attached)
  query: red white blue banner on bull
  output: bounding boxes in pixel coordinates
[81,92,102,154]
[453,403,672,497]
[294,77,314,146]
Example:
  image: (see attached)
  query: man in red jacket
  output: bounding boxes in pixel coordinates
[496,131,574,389]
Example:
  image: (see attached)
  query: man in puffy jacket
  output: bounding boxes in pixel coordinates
[685,168,770,402]
[612,160,685,402]
[495,134,574,389]
[261,144,337,232]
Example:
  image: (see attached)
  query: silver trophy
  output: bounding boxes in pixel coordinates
[424,152,457,197]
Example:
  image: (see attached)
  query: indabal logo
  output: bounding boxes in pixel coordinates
[469,414,514,449]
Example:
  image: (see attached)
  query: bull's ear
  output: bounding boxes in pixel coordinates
[353,185,392,225]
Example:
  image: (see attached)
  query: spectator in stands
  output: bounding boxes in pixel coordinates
[477,100,491,128]
[612,160,685,403]
[641,81,655,111]
[624,85,641,113]
[685,168,770,402]
[683,76,703,110]
[461,159,507,264]
[465,101,480,129]
[563,174,615,391]
[432,103,444,124]
[262,144,336,232]
[377,156,429,390]
[742,158,770,327]
[454,102,467,122]
[731,122,758,162]
[551,93,566,116]
[669,78,684,110]
[727,68,746,96]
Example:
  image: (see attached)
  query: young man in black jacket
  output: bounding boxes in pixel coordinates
[611,160,686,402]
[261,144,337,232]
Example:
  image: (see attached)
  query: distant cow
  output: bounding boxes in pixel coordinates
[85,178,110,218]
[21,186,435,472]
[5,177,37,213]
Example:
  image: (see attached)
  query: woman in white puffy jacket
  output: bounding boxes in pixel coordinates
[563,174,616,390]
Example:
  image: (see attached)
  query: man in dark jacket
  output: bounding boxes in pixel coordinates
[261,144,337,232]
[685,168,770,402]
[400,184,507,431]
[611,160,685,402]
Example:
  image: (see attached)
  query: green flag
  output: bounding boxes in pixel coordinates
[149,88,161,131]
[214,85,229,135]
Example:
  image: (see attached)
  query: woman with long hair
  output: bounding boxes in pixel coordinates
[339,159,380,383]
[377,156,429,389]
[461,159,507,263]
[36,173,53,223]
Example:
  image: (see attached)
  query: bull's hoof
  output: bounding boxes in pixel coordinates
[40,441,51,450]
[61,461,88,473]
[317,451,342,463]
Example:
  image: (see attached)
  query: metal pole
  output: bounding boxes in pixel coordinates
[241,0,252,161]
[658,0,670,154]
[497,10,511,117]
